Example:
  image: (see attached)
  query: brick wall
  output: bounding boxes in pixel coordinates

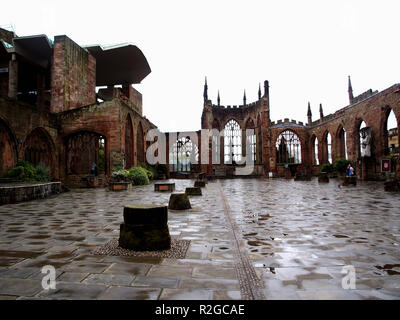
[50,35,96,113]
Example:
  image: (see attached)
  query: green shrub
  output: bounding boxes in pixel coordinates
[5,160,51,182]
[111,169,129,182]
[138,162,157,180]
[321,163,334,173]
[129,167,150,185]
[98,149,105,173]
[333,158,351,174]
[6,166,25,179]
[35,162,51,182]
[113,160,124,172]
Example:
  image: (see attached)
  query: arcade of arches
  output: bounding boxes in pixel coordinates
[2,78,400,184]
[201,81,400,180]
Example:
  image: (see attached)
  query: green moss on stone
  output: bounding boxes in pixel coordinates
[168,193,191,210]
[119,223,171,251]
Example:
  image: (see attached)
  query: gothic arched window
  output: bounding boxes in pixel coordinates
[224,119,242,164]
[276,130,302,164]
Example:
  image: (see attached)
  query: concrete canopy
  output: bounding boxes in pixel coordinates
[12,35,53,69]
[85,44,151,86]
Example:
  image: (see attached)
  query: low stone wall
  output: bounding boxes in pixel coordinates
[0,182,62,205]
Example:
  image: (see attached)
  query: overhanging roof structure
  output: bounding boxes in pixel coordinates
[0,40,10,60]
[12,35,53,68]
[85,43,151,86]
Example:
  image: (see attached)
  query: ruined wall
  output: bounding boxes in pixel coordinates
[0,97,59,178]
[121,85,143,116]
[270,123,310,176]
[51,35,96,113]
[58,89,154,187]
[307,84,400,179]
[200,82,400,180]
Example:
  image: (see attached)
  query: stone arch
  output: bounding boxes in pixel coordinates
[335,125,347,160]
[169,136,199,172]
[65,130,106,176]
[245,117,255,129]
[382,106,399,155]
[224,118,242,164]
[0,117,17,176]
[223,117,241,130]
[310,134,319,165]
[245,117,256,162]
[137,121,145,164]
[212,118,221,130]
[356,118,369,158]
[321,130,333,164]
[275,129,302,164]
[125,114,134,169]
[22,127,56,178]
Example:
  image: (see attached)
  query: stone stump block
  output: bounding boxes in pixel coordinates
[119,205,171,251]
[185,187,202,196]
[194,181,206,188]
[318,172,329,183]
[168,193,191,210]
[197,172,208,183]
[154,182,175,192]
[342,176,357,186]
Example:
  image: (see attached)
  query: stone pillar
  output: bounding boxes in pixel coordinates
[166,133,170,178]
[8,54,18,99]
[242,128,246,160]
[220,135,225,165]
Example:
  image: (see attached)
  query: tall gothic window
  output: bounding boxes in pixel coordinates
[170,137,199,172]
[245,118,256,162]
[338,127,348,160]
[314,137,319,165]
[386,109,398,154]
[326,132,332,163]
[248,133,256,162]
[276,130,302,164]
[224,119,242,164]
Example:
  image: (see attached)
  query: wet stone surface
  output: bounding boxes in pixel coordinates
[0,178,399,299]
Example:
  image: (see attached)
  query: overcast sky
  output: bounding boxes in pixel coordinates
[1,0,399,132]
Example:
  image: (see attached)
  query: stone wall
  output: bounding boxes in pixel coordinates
[50,35,96,113]
[0,182,62,205]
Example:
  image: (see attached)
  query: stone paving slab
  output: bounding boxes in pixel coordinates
[83,273,134,286]
[38,282,107,300]
[98,286,161,300]
[0,278,43,296]
[1,178,400,300]
[159,288,213,300]
[131,276,179,289]
[103,262,152,276]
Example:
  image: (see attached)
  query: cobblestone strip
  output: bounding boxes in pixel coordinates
[217,181,265,300]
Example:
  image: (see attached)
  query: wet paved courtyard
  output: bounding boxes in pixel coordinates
[0,178,400,300]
